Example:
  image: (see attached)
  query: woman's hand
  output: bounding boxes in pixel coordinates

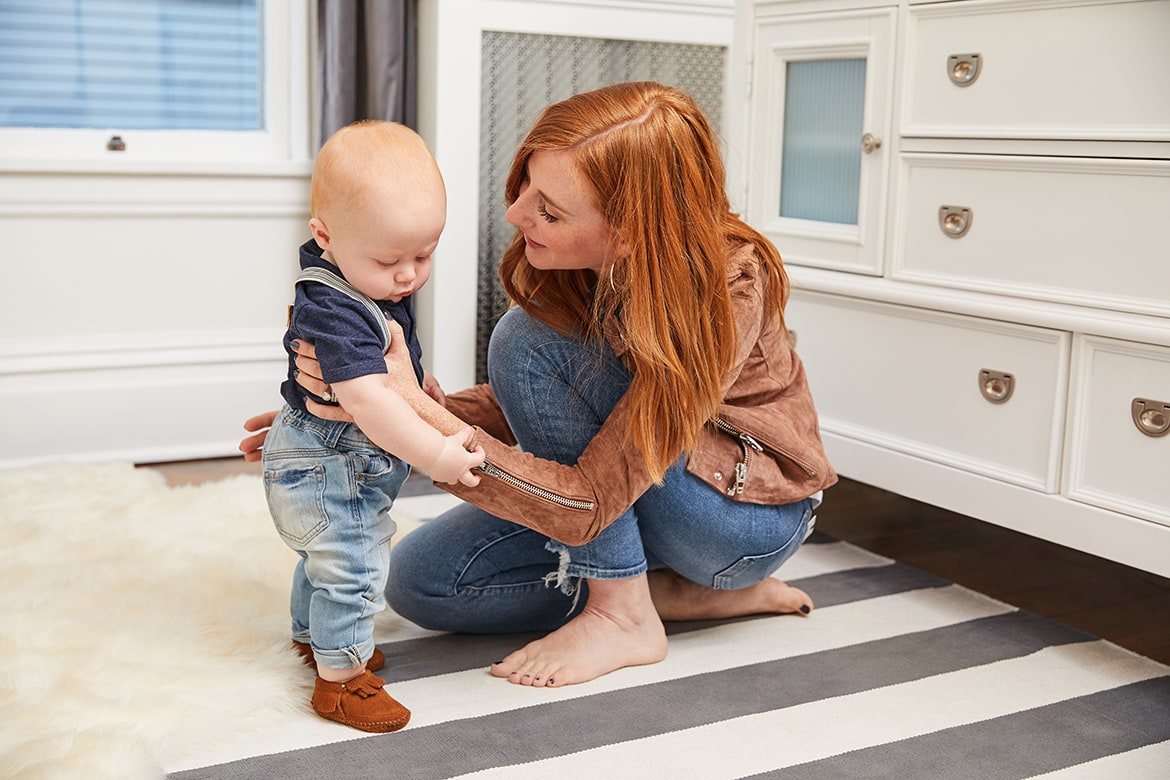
[422,370,447,406]
[239,411,277,462]
[288,339,354,422]
[289,320,458,435]
[292,321,426,411]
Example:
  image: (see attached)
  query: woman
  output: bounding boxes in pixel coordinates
[242,81,837,688]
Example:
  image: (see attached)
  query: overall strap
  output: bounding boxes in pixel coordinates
[294,267,391,354]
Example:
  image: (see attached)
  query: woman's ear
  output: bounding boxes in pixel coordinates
[309,216,332,250]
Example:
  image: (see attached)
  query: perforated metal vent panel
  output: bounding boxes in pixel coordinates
[475,31,726,381]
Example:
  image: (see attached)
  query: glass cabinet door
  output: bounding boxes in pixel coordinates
[780,58,867,225]
[748,9,894,274]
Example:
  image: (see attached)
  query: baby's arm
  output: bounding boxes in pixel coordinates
[331,373,484,486]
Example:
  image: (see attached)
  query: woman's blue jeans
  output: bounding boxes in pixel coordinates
[386,307,814,633]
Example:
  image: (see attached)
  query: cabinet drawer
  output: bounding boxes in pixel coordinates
[787,291,1070,490]
[1065,336,1170,526]
[903,0,1170,141]
[894,154,1170,318]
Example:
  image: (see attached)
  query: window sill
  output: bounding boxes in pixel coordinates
[0,157,313,178]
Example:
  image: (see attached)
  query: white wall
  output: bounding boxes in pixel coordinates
[0,6,314,469]
[0,0,735,470]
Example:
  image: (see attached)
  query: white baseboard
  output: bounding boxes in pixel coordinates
[0,344,286,470]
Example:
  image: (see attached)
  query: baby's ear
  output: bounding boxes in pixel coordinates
[309,217,332,249]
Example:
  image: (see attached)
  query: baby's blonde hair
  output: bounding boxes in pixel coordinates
[311,120,444,226]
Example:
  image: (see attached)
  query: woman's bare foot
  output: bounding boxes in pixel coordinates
[647,570,813,622]
[490,574,668,687]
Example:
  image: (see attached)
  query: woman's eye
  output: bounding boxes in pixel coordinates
[537,204,558,223]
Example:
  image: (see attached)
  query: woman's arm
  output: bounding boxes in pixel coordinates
[285,321,653,545]
[442,391,654,546]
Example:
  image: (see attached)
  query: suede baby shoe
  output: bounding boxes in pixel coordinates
[311,670,411,733]
[292,640,385,673]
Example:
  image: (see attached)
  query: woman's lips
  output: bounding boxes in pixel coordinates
[525,234,546,249]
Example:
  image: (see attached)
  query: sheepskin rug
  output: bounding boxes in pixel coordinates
[0,463,422,779]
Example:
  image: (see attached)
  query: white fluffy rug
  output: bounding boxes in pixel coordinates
[0,463,424,779]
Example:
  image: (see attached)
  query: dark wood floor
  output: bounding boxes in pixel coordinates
[143,459,1170,666]
[814,477,1170,666]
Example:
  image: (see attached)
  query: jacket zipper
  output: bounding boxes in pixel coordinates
[477,460,596,511]
[714,417,817,496]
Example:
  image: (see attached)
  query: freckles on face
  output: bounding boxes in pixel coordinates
[505,150,618,274]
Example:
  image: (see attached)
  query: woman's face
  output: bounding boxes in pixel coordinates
[505,150,621,273]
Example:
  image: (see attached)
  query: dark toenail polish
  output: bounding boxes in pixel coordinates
[548,678,555,685]
[800,605,810,614]
[492,661,503,665]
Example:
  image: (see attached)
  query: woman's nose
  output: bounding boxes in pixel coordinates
[505,196,530,229]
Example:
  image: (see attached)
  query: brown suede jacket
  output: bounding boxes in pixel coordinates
[441,243,837,546]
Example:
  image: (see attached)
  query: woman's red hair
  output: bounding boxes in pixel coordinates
[499,82,789,482]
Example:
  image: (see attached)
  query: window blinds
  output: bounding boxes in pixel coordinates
[0,0,263,131]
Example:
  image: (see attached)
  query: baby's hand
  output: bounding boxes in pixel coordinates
[427,427,485,486]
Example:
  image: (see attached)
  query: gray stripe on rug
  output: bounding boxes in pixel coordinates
[170,611,1091,780]
[380,562,952,684]
[749,675,1170,780]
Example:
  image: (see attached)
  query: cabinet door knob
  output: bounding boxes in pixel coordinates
[1132,398,1170,437]
[979,369,1014,403]
[939,205,973,238]
[861,132,882,154]
[947,53,982,87]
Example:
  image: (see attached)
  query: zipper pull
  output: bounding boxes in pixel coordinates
[728,460,748,496]
[740,432,763,452]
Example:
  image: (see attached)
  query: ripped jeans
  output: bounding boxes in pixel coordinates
[385,307,815,634]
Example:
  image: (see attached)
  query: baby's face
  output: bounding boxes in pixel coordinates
[325,198,444,303]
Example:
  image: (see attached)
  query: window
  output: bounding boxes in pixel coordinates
[0,0,306,167]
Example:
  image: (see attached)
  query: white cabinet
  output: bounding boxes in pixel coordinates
[744,5,896,274]
[731,0,1170,577]
[901,0,1170,141]
[786,292,1071,490]
[1066,337,1170,527]
[894,154,1170,317]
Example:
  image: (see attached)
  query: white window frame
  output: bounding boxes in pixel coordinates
[0,0,311,173]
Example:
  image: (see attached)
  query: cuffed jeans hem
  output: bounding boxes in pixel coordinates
[304,640,377,671]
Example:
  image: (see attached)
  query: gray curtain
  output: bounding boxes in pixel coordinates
[317,0,417,144]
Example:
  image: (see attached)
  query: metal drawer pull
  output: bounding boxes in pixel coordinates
[1132,398,1170,437]
[979,369,1014,403]
[939,205,973,238]
[948,53,982,86]
[861,132,882,154]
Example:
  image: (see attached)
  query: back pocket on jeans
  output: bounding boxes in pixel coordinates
[264,464,329,547]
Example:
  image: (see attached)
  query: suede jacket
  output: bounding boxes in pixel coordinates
[442,242,837,546]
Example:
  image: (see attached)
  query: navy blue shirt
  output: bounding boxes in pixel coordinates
[280,239,425,412]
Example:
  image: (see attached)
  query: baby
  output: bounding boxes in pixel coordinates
[261,120,483,733]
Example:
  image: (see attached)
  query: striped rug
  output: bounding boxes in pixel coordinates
[171,490,1170,780]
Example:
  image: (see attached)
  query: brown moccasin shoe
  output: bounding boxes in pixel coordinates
[311,670,410,733]
[292,640,385,673]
